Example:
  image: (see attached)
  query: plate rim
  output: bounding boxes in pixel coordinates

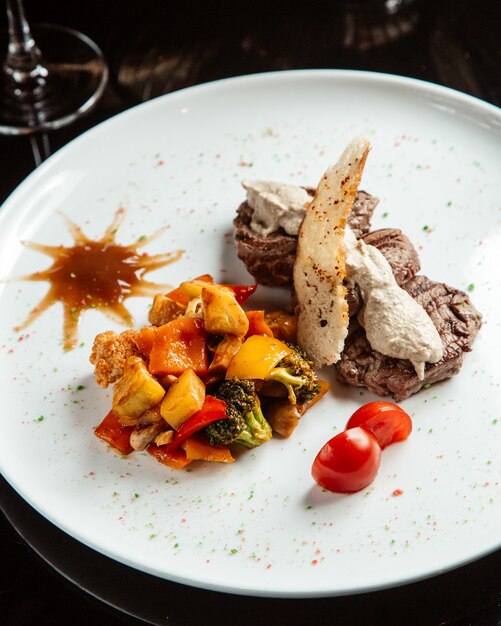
[0,69,500,598]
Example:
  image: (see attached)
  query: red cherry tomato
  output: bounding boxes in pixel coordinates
[346,401,412,449]
[311,427,382,493]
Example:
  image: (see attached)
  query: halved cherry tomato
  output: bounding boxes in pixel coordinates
[311,427,382,493]
[346,401,412,449]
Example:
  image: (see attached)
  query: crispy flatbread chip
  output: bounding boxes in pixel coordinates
[293,137,370,367]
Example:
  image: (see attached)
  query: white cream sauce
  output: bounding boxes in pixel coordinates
[242,179,310,236]
[344,227,443,379]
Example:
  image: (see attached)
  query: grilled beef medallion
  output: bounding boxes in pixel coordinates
[233,182,482,400]
[335,275,482,401]
[233,190,379,287]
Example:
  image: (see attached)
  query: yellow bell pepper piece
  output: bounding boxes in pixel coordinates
[226,335,291,380]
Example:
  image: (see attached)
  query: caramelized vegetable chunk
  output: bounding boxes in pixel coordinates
[267,379,330,437]
[201,284,249,337]
[265,311,297,343]
[160,368,206,429]
[167,274,214,306]
[208,335,243,377]
[149,317,208,376]
[94,410,134,454]
[134,326,158,357]
[130,421,166,451]
[148,294,185,326]
[112,356,166,425]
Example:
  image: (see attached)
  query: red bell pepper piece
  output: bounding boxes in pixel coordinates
[166,395,227,452]
[147,443,192,469]
[221,283,257,304]
[94,411,134,455]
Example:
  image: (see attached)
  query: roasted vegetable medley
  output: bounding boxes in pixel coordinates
[90,274,328,469]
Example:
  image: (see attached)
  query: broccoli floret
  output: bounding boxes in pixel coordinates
[267,343,319,405]
[205,378,272,448]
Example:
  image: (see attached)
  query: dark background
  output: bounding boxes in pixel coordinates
[1,1,500,624]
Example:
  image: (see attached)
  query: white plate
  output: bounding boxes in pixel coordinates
[0,71,500,598]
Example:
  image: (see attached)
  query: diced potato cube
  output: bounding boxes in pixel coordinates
[160,368,205,429]
[112,357,166,426]
[201,285,249,336]
[180,275,214,299]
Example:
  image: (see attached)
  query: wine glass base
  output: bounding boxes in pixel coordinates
[0,23,108,136]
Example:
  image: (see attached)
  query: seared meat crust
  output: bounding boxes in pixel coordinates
[335,276,482,400]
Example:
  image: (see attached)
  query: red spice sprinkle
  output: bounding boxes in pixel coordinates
[158,160,165,166]
[392,489,404,497]
[266,564,272,570]
[8,349,14,354]
[181,517,187,522]
[311,559,318,565]
[238,161,248,167]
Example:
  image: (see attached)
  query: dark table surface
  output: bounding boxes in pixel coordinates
[1,1,500,624]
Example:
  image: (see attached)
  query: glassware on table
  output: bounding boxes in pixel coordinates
[338,0,421,52]
[0,0,108,163]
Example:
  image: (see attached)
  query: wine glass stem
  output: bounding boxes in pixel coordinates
[4,0,48,101]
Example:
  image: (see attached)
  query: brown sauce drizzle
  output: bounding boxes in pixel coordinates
[14,208,183,350]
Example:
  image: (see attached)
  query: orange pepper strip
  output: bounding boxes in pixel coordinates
[149,317,209,376]
[245,310,274,338]
[134,325,158,357]
[181,434,234,463]
[94,411,134,455]
[147,443,192,469]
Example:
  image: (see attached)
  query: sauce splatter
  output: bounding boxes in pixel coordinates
[14,209,183,350]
